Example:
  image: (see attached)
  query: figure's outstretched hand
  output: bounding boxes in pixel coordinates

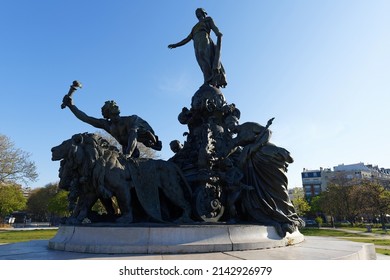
[62,95,73,108]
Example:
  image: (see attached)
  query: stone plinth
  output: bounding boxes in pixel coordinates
[48,224,304,254]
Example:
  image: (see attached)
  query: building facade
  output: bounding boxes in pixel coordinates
[302,162,390,199]
[301,168,331,199]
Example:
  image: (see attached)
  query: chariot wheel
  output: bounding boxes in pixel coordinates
[193,183,225,222]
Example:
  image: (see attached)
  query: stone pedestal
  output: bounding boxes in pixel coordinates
[48,224,304,254]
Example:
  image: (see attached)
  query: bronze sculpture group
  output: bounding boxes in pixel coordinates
[52,8,303,237]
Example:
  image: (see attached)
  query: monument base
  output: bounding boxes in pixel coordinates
[48,224,304,254]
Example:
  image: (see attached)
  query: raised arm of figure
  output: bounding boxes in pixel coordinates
[168,33,192,49]
[62,95,109,131]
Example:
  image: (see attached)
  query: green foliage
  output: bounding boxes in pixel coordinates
[308,195,322,213]
[91,197,120,215]
[0,184,27,218]
[315,216,323,226]
[315,178,390,226]
[91,199,108,215]
[292,196,311,217]
[290,187,310,216]
[27,183,64,221]
[319,177,360,223]
[351,181,390,228]
[48,190,69,217]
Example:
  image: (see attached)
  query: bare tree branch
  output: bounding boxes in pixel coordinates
[0,134,38,185]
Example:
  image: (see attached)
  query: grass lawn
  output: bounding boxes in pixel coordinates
[300,228,368,237]
[0,229,58,244]
[376,248,390,256]
[340,238,390,246]
[340,227,390,235]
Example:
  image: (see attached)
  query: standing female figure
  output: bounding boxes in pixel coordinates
[168,8,227,88]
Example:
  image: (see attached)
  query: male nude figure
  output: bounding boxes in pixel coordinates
[62,95,162,157]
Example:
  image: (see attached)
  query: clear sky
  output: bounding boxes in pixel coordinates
[1,0,389,189]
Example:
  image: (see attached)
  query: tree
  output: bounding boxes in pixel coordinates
[47,190,70,217]
[0,134,38,185]
[316,175,390,226]
[292,196,311,217]
[0,183,27,219]
[27,183,70,225]
[289,187,311,217]
[308,195,323,216]
[289,187,304,199]
[27,183,59,222]
[317,178,361,225]
[351,180,390,228]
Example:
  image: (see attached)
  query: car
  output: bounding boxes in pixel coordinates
[304,219,317,227]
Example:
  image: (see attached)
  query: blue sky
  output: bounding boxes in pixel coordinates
[1,0,389,189]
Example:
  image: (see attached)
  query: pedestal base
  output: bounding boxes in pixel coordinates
[48,224,304,254]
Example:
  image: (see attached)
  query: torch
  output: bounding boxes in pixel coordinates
[61,80,82,109]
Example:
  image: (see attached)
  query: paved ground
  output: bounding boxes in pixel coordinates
[320,227,390,238]
[0,237,379,260]
[1,226,389,260]
[319,227,390,259]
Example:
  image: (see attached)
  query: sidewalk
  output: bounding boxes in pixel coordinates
[0,236,378,260]
[0,227,388,260]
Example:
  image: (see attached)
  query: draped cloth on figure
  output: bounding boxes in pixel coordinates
[191,17,227,88]
[238,143,303,236]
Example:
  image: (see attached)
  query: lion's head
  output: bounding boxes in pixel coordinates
[52,133,119,188]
